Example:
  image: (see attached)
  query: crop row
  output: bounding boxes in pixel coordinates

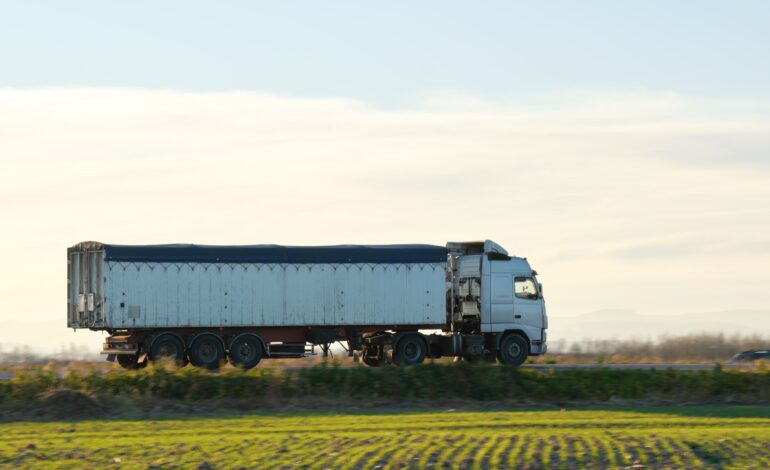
[1,409,768,468]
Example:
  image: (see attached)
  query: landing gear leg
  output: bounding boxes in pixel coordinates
[362,344,385,367]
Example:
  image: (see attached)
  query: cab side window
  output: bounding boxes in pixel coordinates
[514,277,539,299]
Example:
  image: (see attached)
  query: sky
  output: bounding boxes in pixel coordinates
[1,1,769,352]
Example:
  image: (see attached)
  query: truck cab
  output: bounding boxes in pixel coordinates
[482,253,547,355]
[448,240,548,363]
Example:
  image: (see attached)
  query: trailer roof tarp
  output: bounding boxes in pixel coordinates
[100,244,448,264]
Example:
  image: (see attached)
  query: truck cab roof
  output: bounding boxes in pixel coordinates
[446,240,508,255]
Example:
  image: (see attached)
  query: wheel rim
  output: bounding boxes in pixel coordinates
[236,340,256,362]
[157,341,176,358]
[506,341,521,359]
[404,341,420,362]
[198,341,217,363]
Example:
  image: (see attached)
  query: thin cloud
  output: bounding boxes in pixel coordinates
[0,87,769,351]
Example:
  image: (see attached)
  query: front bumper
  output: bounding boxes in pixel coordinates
[530,341,547,355]
[530,329,547,355]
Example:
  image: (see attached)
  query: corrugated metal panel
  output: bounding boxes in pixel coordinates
[104,261,446,329]
[67,247,106,328]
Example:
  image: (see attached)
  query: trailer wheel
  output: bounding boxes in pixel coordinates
[190,334,225,370]
[497,334,528,366]
[394,334,427,366]
[229,334,263,369]
[149,334,186,365]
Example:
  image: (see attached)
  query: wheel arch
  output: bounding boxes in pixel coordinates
[392,330,427,352]
[189,331,226,351]
[226,332,267,354]
[145,331,186,353]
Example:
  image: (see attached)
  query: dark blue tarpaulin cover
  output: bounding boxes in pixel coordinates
[103,244,447,264]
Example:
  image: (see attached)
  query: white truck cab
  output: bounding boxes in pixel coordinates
[448,240,548,361]
[482,254,547,354]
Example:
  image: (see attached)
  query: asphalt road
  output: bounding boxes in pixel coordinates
[520,363,745,371]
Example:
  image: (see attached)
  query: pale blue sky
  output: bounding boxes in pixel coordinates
[3,1,770,103]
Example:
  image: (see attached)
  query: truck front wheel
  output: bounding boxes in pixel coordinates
[497,334,528,366]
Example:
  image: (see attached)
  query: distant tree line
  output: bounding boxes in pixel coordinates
[548,333,769,362]
[0,343,97,364]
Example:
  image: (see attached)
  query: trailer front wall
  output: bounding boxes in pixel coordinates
[104,262,446,329]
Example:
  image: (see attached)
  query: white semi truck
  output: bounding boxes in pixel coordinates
[67,240,547,369]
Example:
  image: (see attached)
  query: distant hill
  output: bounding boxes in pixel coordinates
[548,309,770,342]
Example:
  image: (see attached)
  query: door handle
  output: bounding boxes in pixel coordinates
[514,315,521,319]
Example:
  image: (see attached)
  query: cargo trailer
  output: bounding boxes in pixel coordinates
[68,240,547,369]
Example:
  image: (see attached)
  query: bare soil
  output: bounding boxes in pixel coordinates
[34,389,107,420]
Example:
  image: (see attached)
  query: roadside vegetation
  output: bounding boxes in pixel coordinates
[1,362,768,413]
[1,407,768,468]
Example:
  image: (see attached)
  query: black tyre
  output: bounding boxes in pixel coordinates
[497,334,528,366]
[190,334,225,370]
[117,354,146,370]
[394,334,427,366]
[362,355,382,367]
[229,334,263,369]
[148,334,186,365]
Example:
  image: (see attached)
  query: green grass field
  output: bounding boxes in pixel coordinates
[1,406,768,469]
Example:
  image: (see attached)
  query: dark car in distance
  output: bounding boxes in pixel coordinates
[730,350,770,362]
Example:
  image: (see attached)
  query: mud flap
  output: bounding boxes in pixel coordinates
[106,354,116,362]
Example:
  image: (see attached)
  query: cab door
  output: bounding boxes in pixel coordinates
[489,270,514,325]
[512,276,544,329]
